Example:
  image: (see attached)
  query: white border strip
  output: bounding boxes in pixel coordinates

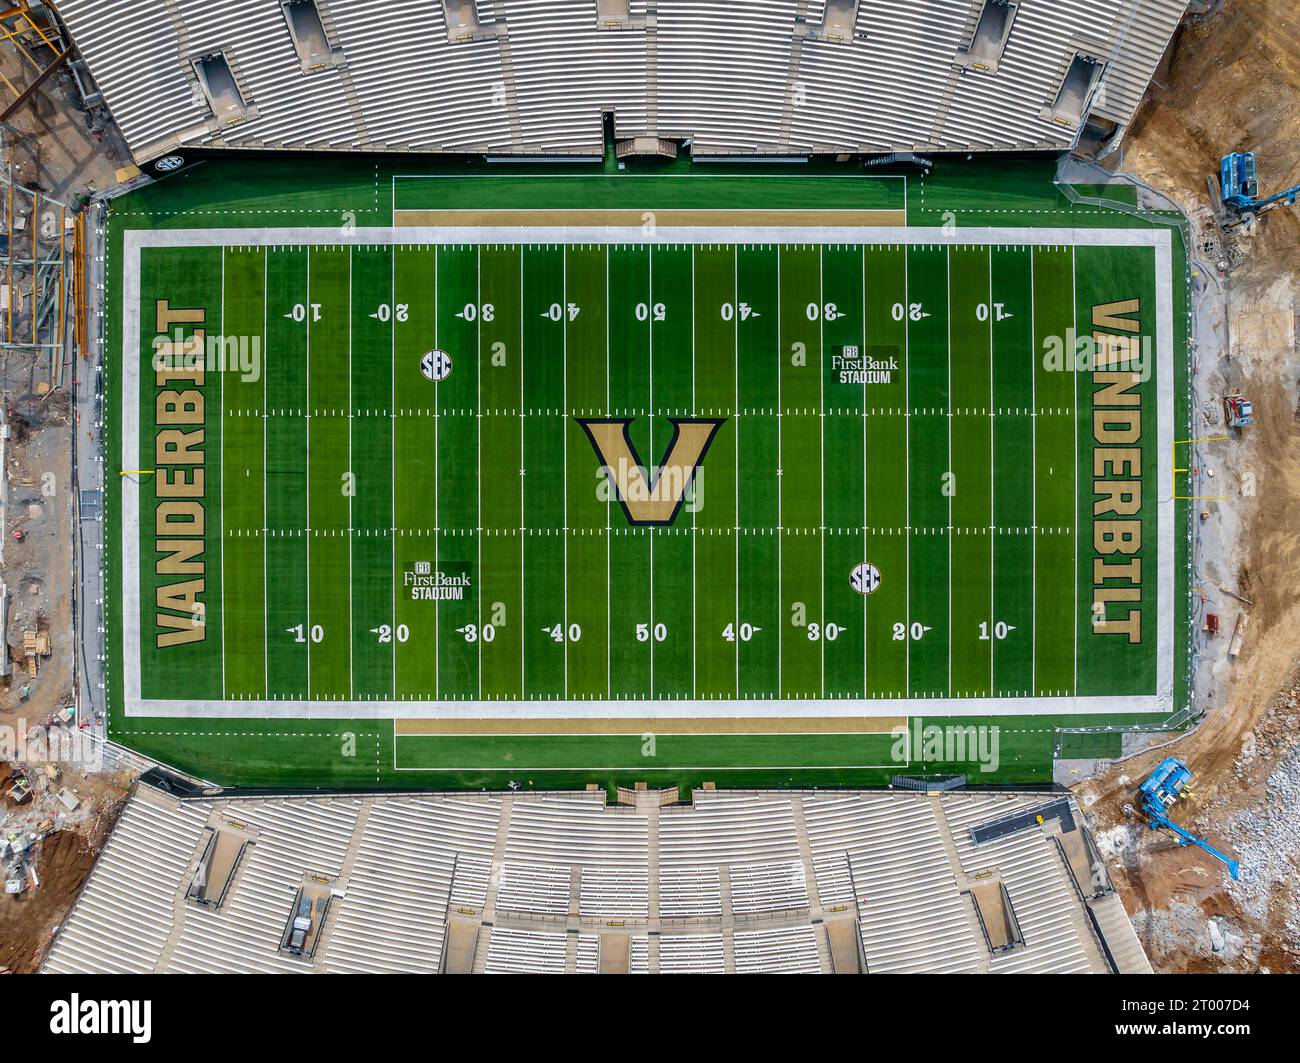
[121,225,1176,720]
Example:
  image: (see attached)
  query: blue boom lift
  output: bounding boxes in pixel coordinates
[1215,151,1300,230]
[1132,757,1241,880]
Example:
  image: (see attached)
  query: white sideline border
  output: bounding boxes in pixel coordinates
[120,225,1176,720]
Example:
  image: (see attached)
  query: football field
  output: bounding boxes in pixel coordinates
[106,162,1189,786]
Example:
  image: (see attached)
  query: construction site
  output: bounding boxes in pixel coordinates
[0,0,1295,979]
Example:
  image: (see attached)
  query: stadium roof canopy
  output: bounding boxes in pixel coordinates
[42,780,1152,973]
[56,0,1187,164]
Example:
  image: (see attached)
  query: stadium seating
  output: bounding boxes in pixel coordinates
[57,0,1189,162]
[41,781,1149,974]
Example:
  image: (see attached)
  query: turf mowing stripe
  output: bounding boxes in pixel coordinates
[1031,246,1076,696]
[606,246,653,698]
[141,246,225,700]
[479,246,525,699]
[263,247,309,699]
[649,245,695,699]
[862,245,908,698]
[348,245,395,699]
[735,246,781,698]
[521,247,566,698]
[392,245,438,699]
[990,247,1036,695]
[905,245,951,698]
[821,245,867,697]
[948,246,993,697]
[220,247,266,699]
[435,246,480,699]
[305,248,352,700]
[778,245,823,699]
[563,246,610,699]
[693,245,738,699]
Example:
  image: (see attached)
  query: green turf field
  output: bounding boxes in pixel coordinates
[103,157,1192,790]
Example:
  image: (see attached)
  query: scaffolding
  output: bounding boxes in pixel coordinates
[0,160,80,391]
[0,2,84,393]
[0,2,70,124]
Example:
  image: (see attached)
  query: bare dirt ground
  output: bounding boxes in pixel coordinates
[1082,0,1300,973]
[0,32,130,973]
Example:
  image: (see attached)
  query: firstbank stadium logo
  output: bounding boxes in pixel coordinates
[578,417,725,527]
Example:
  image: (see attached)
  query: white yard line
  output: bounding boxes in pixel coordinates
[945,245,952,698]
[305,248,312,695]
[219,247,227,699]
[476,245,483,700]
[390,246,397,697]
[818,246,826,697]
[987,249,995,695]
[1029,249,1037,694]
[262,249,270,698]
[733,245,740,697]
[1070,245,1079,698]
[519,247,526,696]
[776,245,783,697]
[348,247,355,699]
[903,247,911,696]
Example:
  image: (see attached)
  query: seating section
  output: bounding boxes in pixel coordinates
[41,784,1142,974]
[661,793,806,916]
[58,0,1189,160]
[940,794,1098,974]
[733,925,820,974]
[40,790,209,973]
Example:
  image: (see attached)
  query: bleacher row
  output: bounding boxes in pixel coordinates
[57,0,1188,162]
[41,783,1146,974]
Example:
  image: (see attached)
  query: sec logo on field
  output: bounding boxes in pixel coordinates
[850,562,881,595]
[420,349,452,381]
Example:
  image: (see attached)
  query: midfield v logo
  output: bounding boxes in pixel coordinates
[577,417,726,526]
